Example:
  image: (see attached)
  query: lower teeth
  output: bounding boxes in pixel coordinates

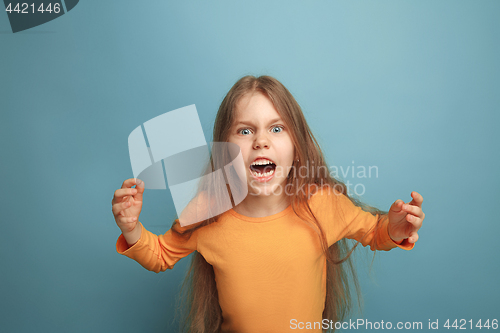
[252,169,274,178]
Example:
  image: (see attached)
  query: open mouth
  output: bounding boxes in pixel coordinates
[249,160,277,179]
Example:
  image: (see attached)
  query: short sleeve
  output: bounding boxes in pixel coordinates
[308,186,414,251]
[116,220,198,273]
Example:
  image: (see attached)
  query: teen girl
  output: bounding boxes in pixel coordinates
[111,75,425,333]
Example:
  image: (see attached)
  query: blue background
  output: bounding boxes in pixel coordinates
[1,1,499,332]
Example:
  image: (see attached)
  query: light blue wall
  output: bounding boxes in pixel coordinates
[1,1,498,332]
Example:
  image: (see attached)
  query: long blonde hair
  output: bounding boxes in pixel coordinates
[173,75,387,332]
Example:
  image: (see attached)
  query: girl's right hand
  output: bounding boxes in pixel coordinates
[112,178,145,233]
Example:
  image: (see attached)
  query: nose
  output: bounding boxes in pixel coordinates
[253,132,269,149]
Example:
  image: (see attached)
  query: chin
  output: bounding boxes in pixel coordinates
[248,181,283,197]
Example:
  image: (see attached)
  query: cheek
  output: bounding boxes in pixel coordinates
[228,139,246,154]
[277,138,295,158]
[236,145,251,163]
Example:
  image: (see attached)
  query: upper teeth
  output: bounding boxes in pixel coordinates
[252,159,274,166]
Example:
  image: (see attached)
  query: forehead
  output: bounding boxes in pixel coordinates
[233,91,281,122]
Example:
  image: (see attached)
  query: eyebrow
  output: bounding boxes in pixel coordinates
[233,117,283,127]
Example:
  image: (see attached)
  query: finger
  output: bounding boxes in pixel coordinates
[112,200,133,216]
[117,215,137,224]
[402,204,424,218]
[407,231,419,244]
[408,191,423,208]
[405,213,423,230]
[112,188,138,204]
[121,178,140,189]
[132,178,145,201]
[390,199,405,213]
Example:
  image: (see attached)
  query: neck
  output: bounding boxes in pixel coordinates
[233,190,290,218]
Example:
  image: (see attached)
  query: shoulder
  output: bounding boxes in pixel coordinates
[308,184,346,206]
[177,190,221,228]
[305,184,356,222]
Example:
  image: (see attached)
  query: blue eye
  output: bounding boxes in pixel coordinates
[238,126,283,135]
[239,128,251,135]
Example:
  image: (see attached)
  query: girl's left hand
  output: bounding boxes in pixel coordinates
[387,191,425,244]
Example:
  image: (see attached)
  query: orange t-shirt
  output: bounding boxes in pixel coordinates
[116,187,414,332]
